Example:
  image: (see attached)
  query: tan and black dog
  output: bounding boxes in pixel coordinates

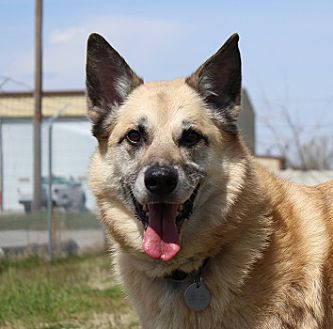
[86,33,333,328]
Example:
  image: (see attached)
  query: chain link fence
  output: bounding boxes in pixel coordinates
[0,116,108,260]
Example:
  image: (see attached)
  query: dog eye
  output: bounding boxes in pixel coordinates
[126,129,142,145]
[180,129,203,147]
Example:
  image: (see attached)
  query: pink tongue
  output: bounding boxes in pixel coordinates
[143,203,180,261]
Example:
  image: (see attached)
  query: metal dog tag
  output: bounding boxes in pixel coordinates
[184,282,211,311]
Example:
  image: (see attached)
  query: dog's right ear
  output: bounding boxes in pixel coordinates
[86,33,143,139]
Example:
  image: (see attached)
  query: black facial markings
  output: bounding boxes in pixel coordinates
[137,116,148,129]
[179,121,208,147]
[130,190,148,229]
[118,116,149,146]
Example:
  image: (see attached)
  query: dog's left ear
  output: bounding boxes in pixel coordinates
[86,33,143,139]
[186,33,241,133]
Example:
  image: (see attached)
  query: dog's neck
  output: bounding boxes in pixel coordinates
[165,258,210,283]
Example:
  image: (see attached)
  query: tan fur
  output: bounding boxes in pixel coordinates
[86,33,333,328]
[88,78,333,328]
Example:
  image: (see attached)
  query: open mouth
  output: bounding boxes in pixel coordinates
[131,186,199,261]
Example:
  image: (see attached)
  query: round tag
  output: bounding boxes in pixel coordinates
[184,282,211,311]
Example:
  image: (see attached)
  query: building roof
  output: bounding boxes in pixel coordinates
[0,90,256,132]
[0,90,86,118]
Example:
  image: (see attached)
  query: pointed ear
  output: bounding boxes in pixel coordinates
[86,33,143,139]
[186,33,241,133]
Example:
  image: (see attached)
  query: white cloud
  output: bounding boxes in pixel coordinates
[2,14,191,91]
[43,15,191,89]
[49,27,86,45]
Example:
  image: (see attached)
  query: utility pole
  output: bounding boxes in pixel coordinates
[32,0,43,211]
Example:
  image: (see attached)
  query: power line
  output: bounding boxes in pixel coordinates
[0,76,32,91]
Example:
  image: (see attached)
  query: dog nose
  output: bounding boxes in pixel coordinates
[144,166,178,195]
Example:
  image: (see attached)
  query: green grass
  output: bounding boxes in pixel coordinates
[0,211,101,231]
[0,254,139,329]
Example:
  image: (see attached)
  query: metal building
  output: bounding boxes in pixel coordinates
[239,89,255,154]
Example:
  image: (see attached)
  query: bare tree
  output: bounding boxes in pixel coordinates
[301,136,333,170]
[260,103,333,170]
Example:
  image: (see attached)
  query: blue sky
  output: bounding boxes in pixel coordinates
[1,0,333,155]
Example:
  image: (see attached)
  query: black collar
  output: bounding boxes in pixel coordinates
[166,258,210,282]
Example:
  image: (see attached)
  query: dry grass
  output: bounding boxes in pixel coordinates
[0,254,139,329]
[0,210,101,231]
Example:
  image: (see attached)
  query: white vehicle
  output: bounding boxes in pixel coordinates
[18,176,86,213]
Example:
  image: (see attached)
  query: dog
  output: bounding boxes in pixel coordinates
[85,33,333,328]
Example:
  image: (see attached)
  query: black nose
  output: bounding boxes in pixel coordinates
[144,166,178,195]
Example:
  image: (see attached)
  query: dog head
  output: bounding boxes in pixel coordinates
[86,33,247,267]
